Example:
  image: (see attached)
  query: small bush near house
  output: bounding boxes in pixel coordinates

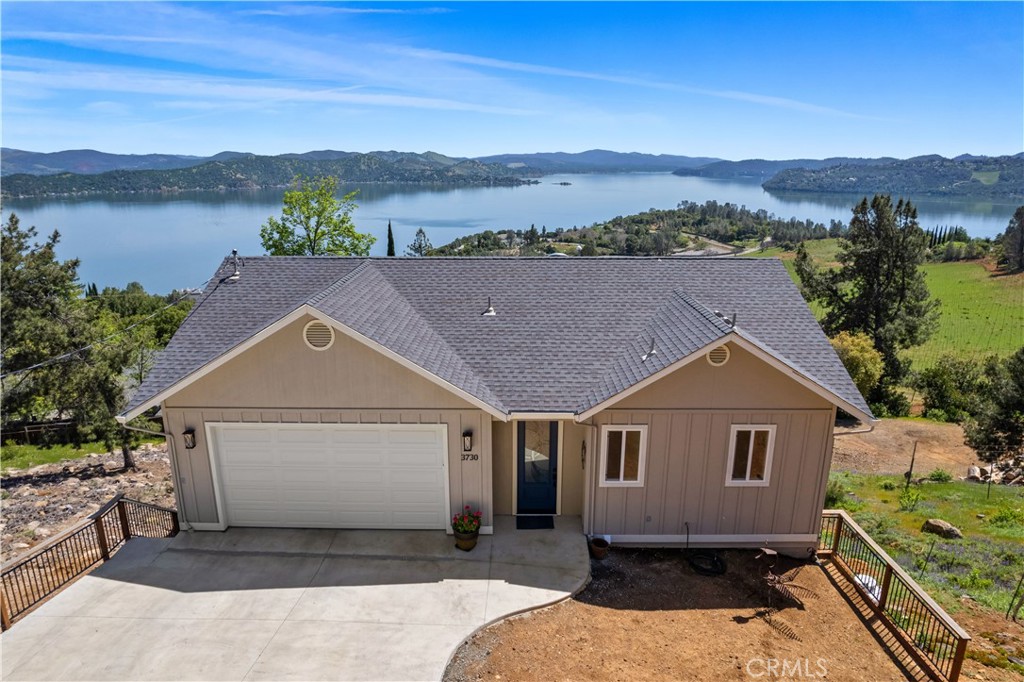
[879,479,899,491]
[927,468,953,483]
[824,477,848,507]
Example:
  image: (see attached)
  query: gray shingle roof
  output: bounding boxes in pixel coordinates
[124,256,873,420]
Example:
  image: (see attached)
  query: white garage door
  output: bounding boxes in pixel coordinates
[210,423,448,529]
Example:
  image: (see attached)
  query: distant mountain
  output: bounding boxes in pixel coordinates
[1,153,535,198]
[762,154,1024,200]
[0,148,250,176]
[476,149,720,172]
[673,157,896,180]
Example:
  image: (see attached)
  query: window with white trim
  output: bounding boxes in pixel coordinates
[726,425,776,487]
[599,425,647,487]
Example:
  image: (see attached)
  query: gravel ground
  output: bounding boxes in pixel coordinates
[1,443,174,563]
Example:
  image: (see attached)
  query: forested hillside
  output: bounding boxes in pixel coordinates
[1,152,535,198]
[762,154,1023,199]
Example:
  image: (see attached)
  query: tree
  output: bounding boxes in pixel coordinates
[913,355,985,422]
[796,196,939,414]
[259,176,374,256]
[406,228,433,257]
[1,214,137,466]
[998,206,1024,271]
[829,331,883,398]
[964,348,1024,464]
[386,220,396,257]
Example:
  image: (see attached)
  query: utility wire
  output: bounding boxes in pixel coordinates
[1,284,206,381]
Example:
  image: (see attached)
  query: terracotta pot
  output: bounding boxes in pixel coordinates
[589,537,610,560]
[454,529,479,551]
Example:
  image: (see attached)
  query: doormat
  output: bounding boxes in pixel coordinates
[516,516,554,530]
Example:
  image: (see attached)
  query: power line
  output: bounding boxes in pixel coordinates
[0,285,205,381]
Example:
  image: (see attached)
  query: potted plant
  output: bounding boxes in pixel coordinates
[452,505,483,551]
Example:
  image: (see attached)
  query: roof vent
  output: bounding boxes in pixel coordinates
[641,337,658,362]
[225,249,243,282]
[303,320,335,351]
[707,345,730,367]
[482,296,496,316]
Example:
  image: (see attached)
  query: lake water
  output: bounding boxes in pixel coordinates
[5,173,1016,293]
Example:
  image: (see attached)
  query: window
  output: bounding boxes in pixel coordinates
[726,425,776,487]
[600,425,647,487]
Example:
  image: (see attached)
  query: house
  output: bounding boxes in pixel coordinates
[119,256,874,556]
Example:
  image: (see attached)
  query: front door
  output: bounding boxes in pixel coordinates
[516,421,558,514]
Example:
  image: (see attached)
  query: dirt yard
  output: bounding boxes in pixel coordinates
[446,549,919,682]
[0,443,174,563]
[832,419,979,477]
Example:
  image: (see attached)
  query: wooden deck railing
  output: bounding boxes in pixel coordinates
[0,493,178,630]
[819,510,970,682]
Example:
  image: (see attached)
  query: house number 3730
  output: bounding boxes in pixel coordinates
[461,453,480,461]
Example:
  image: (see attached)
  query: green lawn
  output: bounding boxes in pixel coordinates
[754,241,1022,368]
[1,442,110,471]
[828,471,1024,615]
[907,262,1024,368]
[1,437,164,472]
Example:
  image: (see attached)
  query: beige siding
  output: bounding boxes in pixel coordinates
[588,343,835,542]
[589,409,833,538]
[167,316,476,411]
[560,422,586,515]
[160,316,492,529]
[492,421,513,515]
[614,342,827,410]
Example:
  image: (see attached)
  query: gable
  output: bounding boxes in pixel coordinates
[610,342,832,411]
[165,315,476,410]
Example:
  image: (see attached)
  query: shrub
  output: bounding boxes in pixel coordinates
[880,479,899,491]
[824,478,848,508]
[927,468,953,483]
[914,355,985,423]
[899,488,922,512]
[989,506,1024,528]
[829,331,884,398]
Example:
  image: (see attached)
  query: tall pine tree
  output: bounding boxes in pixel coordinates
[386,220,396,257]
[796,195,939,415]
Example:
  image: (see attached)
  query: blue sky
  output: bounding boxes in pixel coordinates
[2,2,1021,160]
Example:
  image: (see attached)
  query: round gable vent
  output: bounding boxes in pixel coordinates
[706,345,730,367]
[303,320,335,351]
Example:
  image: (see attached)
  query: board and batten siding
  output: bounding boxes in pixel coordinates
[587,342,838,549]
[161,316,491,528]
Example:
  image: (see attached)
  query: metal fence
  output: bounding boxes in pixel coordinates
[1,493,178,629]
[820,510,970,682]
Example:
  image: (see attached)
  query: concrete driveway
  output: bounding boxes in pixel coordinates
[1,517,588,681]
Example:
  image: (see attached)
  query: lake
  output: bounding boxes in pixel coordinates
[5,173,1017,292]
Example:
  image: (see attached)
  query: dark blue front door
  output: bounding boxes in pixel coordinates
[517,421,558,514]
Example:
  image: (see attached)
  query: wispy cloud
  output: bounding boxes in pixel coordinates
[382,46,871,119]
[238,6,453,17]
[2,57,538,117]
[5,30,211,46]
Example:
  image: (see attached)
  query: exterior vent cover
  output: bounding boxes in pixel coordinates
[303,320,335,351]
[706,345,730,367]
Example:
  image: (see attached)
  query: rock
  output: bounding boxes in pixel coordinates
[976,513,986,519]
[12,542,29,549]
[33,500,47,508]
[922,518,963,539]
[35,527,51,538]
[26,520,40,531]
[63,477,81,486]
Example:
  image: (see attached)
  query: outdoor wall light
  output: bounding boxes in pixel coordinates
[463,430,473,452]
[182,428,197,450]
